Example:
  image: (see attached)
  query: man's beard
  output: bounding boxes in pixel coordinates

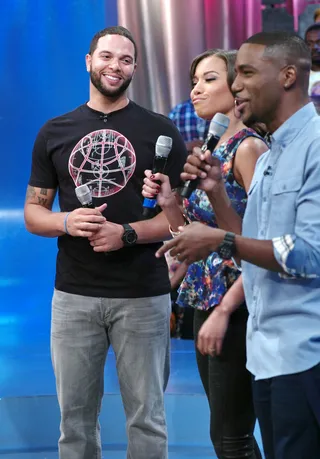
[90,70,133,98]
[242,113,260,129]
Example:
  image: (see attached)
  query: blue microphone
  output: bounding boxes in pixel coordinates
[142,135,173,218]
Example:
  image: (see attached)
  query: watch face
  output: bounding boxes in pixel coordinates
[122,224,137,246]
[220,245,232,259]
[122,228,137,246]
[126,231,137,244]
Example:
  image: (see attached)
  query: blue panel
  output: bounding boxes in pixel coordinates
[0,0,118,209]
[0,1,118,307]
[0,2,118,449]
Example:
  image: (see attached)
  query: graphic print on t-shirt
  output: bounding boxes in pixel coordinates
[69,129,136,198]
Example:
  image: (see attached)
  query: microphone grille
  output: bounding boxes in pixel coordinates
[75,184,92,206]
[209,113,230,138]
[155,135,173,158]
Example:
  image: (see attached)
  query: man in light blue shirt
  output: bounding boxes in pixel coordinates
[158,32,320,459]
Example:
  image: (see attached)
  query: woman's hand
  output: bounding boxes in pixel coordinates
[142,170,176,209]
[197,306,230,356]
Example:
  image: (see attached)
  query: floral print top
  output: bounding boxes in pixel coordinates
[177,128,264,311]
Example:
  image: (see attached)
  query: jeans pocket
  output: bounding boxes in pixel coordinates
[52,289,71,326]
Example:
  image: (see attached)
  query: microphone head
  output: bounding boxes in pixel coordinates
[155,135,173,158]
[75,184,93,206]
[209,113,230,138]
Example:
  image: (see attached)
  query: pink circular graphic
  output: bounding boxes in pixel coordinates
[69,129,136,198]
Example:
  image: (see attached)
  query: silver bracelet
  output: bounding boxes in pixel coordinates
[169,221,187,238]
[231,257,242,272]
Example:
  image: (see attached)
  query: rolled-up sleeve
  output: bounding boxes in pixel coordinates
[273,142,320,279]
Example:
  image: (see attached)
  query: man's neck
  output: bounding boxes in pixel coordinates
[87,91,129,114]
[266,96,310,134]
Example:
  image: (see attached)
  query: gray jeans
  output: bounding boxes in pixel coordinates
[51,289,171,459]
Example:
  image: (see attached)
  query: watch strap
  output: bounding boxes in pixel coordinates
[217,231,236,259]
[122,223,133,232]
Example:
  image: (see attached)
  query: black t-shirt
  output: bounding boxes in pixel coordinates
[29,101,187,298]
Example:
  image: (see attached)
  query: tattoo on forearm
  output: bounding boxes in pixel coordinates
[37,197,48,207]
[26,185,36,200]
[40,188,48,196]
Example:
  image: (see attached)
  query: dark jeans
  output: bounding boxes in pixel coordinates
[252,363,320,459]
[194,307,261,459]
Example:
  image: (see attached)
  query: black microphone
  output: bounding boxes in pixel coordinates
[75,184,95,208]
[179,113,230,199]
[142,135,173,218]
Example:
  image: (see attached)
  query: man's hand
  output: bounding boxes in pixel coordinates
[66,204,107,237]
[156,222,225,264]
[197,307,230,356]
[89,220,124,252]
[181,148,224,194]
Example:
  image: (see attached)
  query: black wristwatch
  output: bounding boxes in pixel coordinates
[121,224,138,247]
[217,232,236,259]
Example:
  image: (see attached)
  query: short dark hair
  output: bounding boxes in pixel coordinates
[190,49,237,90]
[244,31,311,92]
[305,23,320,38]
[89,26,138,62]
[244,31,311,70]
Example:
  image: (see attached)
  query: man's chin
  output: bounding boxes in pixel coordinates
[90,71,132,99]
[98,85,127,99]
[242,112,259,129]
[102,88,124,98]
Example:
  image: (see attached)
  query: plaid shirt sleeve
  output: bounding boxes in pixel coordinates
[271,136,320,280]
[273,235,319,279]
[168,101,209,143]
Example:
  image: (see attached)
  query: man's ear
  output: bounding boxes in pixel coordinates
[85,54,92,73]
[131,62,137,80]
[282,65,297,89]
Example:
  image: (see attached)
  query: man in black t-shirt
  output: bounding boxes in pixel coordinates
[25,26,187,459]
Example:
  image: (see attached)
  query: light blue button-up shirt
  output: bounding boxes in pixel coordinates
[242,103,320,380]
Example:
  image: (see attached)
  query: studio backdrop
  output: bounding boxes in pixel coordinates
[118,0,261,114]
[118,0,320,114]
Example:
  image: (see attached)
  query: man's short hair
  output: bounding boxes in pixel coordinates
[305,23,320,39]
[89,26,138,62]
[244,31,311,73]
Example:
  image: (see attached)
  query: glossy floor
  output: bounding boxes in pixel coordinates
[0,220,263,458]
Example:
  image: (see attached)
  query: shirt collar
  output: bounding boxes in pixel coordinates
[271,102,317,148]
